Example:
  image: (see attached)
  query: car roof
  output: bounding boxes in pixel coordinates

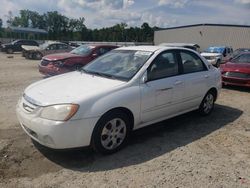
[159,43,199,47]
[207,46,230,49]
[238,51,250,55]
[43,41,67,45]
[115,45,173,52]
[237,48,250,51]
[86,44,118,48]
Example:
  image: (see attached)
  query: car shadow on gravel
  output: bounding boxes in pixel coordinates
[34,104,242,172]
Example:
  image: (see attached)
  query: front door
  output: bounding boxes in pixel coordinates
[140,50,184,123]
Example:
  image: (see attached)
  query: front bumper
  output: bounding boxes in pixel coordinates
[1,47,7,52]
[38,64,70,77]
[16,98,99,149]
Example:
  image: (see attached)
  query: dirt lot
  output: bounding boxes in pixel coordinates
[0,53,249,188]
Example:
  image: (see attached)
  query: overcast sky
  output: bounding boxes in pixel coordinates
[0,0,250,28]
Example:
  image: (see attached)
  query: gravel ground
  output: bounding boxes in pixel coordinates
[0,53,250,188]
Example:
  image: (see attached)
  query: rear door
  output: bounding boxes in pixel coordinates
[15,40,23,51]
[56,43,70,53]
[44,44,57,55]
[177,50,210,111]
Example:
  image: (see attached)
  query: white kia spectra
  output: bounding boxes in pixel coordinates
[16,45,221,154]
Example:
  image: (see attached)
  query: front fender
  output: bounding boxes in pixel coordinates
[75,84,141,125]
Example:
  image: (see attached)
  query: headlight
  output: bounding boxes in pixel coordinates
[40,104,79,121]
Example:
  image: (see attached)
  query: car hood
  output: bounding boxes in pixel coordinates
[43,53,82,61]
[221,62,250,72]
[24,72,126,106]
[201,52,221,57]
[22,45,40,51]
[2,43,12,47]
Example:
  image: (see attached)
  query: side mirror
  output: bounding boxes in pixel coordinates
[141,72,148,84]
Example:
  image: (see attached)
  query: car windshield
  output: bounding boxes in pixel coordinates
[11,40,19,44]
[204,47,224,54]
[232,49,250,58]
[70,45,93,55]
[40,43,50,49]
[232,53,250,63]
[82,50,153,81]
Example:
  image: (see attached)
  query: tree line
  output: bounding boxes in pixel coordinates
[0,10,158,42]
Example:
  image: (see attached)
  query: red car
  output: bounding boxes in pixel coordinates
[39,44,118,76]
[220,51,250,87]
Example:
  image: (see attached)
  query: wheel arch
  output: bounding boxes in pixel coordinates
[90,107,135,142]
[207,87,218,101]
[90,107,135,153]
[99,107,134,130]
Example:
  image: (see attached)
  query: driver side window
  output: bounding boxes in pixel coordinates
[147,51,178,81]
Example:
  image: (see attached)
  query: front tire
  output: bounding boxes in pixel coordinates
[6,48,13,54]
[199,91,215,116]
[91,111,131,154]
[33,52,43,60]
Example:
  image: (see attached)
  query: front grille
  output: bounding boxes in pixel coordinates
[22,95,39,113]
[204,56,213,60]
[40,59,50,66]
[22,102,36,112]
[223,72,250,79]
[223,77,248,84]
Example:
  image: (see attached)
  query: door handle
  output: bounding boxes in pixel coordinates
[174,80,183,85]
[156,87,173,91]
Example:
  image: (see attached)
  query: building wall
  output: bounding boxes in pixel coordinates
[154,25,250,51]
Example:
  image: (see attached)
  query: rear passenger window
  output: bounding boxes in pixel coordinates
[180,51,207,74]
[148,51,179,81]
[48,44,57,50]
[58,44,69,49]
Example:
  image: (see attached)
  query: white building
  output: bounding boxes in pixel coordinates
[154,24,250,51]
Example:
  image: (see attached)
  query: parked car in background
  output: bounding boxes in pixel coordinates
[231,48,250,59]
[22,42,73,60]
[201,46,233,67]
[38,44,118,76]
[159,43,200,52]
[220,52,250,87]
[16,45,221,154]
[1,39,39,54]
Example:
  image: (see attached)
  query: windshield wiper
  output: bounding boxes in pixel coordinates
[80,69,119,80]
[91,71,114,79]
[79,68,89,74]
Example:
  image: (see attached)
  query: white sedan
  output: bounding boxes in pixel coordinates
[16,46,221,154]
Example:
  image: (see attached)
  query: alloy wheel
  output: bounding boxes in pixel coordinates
[203,93,214,114]
[100,118,127,150]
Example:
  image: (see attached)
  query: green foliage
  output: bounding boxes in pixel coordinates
[1,9,155,42]
[0,18,2,37]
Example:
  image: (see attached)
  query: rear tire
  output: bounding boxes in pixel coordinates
[199,91,215,116]
[91,111,131,154]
